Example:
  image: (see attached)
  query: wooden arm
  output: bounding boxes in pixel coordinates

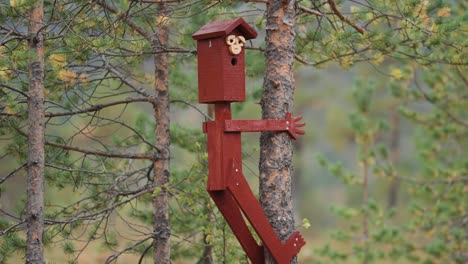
[224,120,287,132]
[224,113,305,139]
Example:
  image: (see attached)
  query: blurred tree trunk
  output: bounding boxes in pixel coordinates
[259,0,297,263]
[388,107,400,208]
[26,2,45,263]
[197,104,214,264]
[152,3,171,263]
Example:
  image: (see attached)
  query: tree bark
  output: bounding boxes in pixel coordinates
[26,2,45,264]
[388,107,400,208]
[152,3,171,263]
[260,0,297,263]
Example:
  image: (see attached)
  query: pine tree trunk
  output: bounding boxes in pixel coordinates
[260,0,297,263]
[26,2,45,263]
[388,107,400,208]
[152,3,171,263]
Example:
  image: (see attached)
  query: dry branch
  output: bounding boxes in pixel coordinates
[327,0,365,34]
[45,97,153,117]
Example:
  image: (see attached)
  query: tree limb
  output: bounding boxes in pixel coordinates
[45,97,153,117]
[14,127,154,160]
[0,83,29,98]
[298,5,323,16]
[94,0,153,40]
[46,141,154,160]
[0,163,27,185]
[327,0,365,34]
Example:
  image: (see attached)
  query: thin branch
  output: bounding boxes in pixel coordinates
[327,0,365,34]
[0,83,29,98]
[240,0,267,3]
[414,74,468,128]
[105,236,152,264]
[0,112,23,118]
[94,0,153,40]
[240,0,323,16]
[298,5,323,16]
[45,185,153,224]
[101,55,154,98]
[170,99,212,120]
[45,97,153,117]
[398,176,468,185]
[130,0,188,2]
[247,46,370,66]
[0,220,26,236]
[14,127,154,160]
[138,243,153,264]
[0,163,27,185]
[46,141,154,160]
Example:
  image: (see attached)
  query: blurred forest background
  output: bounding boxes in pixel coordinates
[0,0,466,263]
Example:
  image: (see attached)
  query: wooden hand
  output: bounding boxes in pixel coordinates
[285,112,305,140]
[223,112,305,139]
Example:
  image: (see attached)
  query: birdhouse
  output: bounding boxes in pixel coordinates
[192,18,257,103]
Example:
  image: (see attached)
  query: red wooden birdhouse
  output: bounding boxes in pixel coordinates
[193,18,306,264]
[192,17,257,103]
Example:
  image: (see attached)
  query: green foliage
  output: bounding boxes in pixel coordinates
[0,220,26,263]
[316,56,467,263]
[1,0,466,263]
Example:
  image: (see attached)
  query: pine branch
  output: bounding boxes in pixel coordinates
[0,83,29,98]
[298,5,323,16]
[327,0,365,34]
[94,0,153,40]
[100,55,155,98]
[45,141,155,160]
[14,127,154,160]
[240,0,323,16]
[0,163,27,185]
[130,0,188,3]
[45,97,153,117]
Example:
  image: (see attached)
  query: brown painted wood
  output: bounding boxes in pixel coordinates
[193,18,256,103]
[194,18,306,263]
[192,17,257,41]
[227,159,305,263]
[209,191,265,264]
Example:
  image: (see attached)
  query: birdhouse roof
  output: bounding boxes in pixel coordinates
[192,17,258,40]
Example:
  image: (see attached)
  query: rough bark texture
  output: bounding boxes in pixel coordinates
[260,0,297,263]
[152,3,171,263]
[26,2,45,264]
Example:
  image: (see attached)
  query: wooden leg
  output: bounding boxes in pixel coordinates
[227,163,306,264]
[209,190,265,264]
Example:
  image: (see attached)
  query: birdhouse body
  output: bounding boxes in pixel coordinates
[193,18,307,264]
[196,29,245,103]
[193,18,257,103]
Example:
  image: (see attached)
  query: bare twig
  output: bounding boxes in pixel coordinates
[45,97,153,117]
[298,5,323,16]
[100,55,154,98]
[13,127,154,160]
[94,0,153,40]
[170,99,212,120]
[0,220,26,236]
[0,163,27,185]
[46,141,154,160]
[105,236,153,264]
[0,83,29,98]
[327,0,365,34]
[130,0,187,3]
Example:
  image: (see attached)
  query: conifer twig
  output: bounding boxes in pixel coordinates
[327,0,365,34]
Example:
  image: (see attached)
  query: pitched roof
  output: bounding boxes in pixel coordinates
[192,17,258,40]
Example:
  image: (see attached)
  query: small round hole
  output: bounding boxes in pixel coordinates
[231,58,237,66]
